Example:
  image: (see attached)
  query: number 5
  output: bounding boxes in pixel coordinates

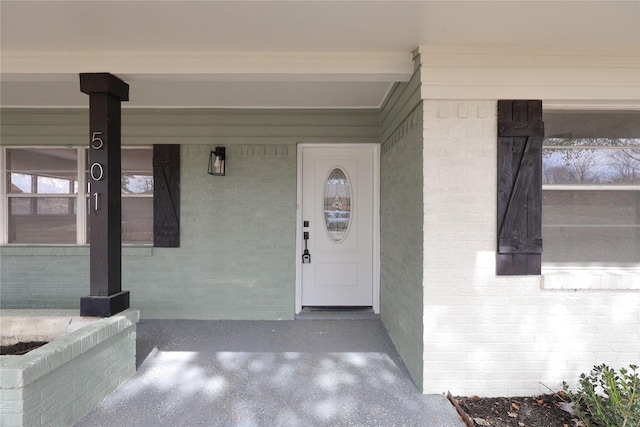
[91,132,104,149]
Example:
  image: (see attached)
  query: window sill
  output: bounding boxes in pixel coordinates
[542,268,640,290]
[0,246,153,257]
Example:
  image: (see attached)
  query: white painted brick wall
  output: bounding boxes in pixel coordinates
[422,100,640,397]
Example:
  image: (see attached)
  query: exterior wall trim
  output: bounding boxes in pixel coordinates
[381,105,422,154]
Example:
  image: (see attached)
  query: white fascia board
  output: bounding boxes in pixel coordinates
[417,46,640,103]
[419,46,640,68]
[1,51,414,82]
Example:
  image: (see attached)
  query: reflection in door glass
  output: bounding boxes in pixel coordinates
[324,168,351,242]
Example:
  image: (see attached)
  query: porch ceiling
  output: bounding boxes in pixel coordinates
[1,1,638,108]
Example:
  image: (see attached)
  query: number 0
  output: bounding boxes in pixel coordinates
[90,162,104,181]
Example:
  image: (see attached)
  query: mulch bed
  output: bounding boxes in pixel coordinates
[1,341,49,355]
[451,394,577,427]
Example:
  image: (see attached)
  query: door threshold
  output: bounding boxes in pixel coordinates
[295,306,379,320]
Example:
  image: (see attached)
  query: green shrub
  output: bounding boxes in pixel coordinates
[563,364,639,427]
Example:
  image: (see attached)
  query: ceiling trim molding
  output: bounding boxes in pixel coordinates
[1,51,414,82]
[419,46,640,68]
[418,46,640,102]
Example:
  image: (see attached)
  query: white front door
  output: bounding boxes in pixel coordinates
[298,145,377,308]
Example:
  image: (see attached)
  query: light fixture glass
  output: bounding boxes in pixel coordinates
[208,146,226,176]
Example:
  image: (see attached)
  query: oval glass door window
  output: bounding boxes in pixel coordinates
[324,168,351,242]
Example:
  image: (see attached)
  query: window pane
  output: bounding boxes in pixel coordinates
[7,148,78,194]
[85,148,153,194]
[122,198,153,243]
[543,226,639,264]
[87,197,153,244]
[544,111,640,139]
[542,110,640,266]
[6,147,154,245]
[324,168,351,242]
[122,149,152,171]
[122,174,153,194]
[544,137,640,147]
[37,174,78,194]
[37,197,75,215]
[122,149,153,194]
[8,198,76,244]
[542,190,640,265]
[543,146,640,185]
[8,173,32,193]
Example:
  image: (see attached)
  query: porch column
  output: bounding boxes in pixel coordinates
[79,72,130,317]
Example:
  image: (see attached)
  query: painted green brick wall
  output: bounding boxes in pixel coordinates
[126,144,296,319]
[1,108,379,320]
[379,57,425,389]
[0,248,89,309]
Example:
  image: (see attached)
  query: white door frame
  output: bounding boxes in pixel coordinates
[295,143,380,314]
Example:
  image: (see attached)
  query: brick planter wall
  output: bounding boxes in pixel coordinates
[0,310,139,426]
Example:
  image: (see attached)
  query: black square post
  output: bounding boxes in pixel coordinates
[79,73,130,317]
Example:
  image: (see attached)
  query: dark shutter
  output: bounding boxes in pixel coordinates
[153,144,180,247]
[497,100,544,275]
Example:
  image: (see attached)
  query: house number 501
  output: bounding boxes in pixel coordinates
[90,131,104,211]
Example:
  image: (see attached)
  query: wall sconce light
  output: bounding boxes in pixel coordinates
[208,146,226,176]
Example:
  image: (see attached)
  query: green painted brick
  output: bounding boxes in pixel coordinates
[1,311,139,426]
[2,108,378,320]
[0,413,23,427]
[380,95,425,389]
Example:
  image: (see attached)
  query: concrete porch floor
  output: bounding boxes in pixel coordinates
[75,312,464,426]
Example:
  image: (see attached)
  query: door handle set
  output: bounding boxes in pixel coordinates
[302,220,311,264]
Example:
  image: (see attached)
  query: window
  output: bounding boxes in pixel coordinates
[6,148,78,244]
[324,167,352,242]
[542,110,640,267]
[4,147,153,245]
